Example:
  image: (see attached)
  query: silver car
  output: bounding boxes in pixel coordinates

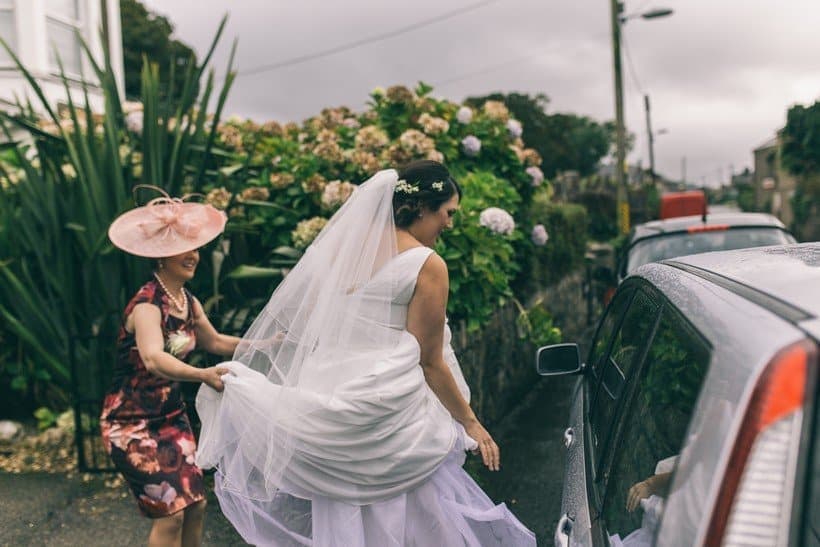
[538,242,819,546]
[619,212,796,281]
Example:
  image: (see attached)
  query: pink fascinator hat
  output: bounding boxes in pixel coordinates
[108,185,227,258]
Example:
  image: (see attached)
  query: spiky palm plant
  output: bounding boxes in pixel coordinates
[0,17,234,411]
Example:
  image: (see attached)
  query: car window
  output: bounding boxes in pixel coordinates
[627,227,795,273]
[599,304,711,542]
[588,287,634,384]
[589,289,660,473]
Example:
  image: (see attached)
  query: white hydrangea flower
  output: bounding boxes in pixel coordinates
[321,180,356,209]
[61,163,77,179]
[526,166,545,187]
[292,217,328,250]
[479,207,515,236]
[456,106,473,124]
[121,100,143,115]
[461,135,481,157]
[125,110,143,134]
[342,117,360,129]
[506,119,523,139]
[531,224,549,246]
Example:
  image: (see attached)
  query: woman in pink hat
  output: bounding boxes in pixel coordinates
[100,189,240,547]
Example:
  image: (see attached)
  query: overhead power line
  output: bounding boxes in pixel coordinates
[235,0,501,78]
[432,29,611,89]
[432,50,540,88]
[621,32,644,94]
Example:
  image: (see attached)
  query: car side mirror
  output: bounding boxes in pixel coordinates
[535,343,583,376]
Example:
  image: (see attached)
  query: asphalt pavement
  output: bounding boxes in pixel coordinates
[0,374,573,546]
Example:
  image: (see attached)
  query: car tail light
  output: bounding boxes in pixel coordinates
[687,224,730,233]
[705,339,817,546]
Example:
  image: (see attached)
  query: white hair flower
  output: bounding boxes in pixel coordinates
[479,207,515,236]
[395,179,419,194]
[432,181,444,191]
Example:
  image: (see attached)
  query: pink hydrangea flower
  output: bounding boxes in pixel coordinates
[461,135,481,157]
[479,207,515,235]
[506,119,523,139]
[456,106,473,124]
[531,224,549,246]
[526,166,545,187]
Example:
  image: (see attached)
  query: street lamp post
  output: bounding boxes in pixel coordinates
[609,0,629,235]
[645,94,655,182]
[609,2,673,234]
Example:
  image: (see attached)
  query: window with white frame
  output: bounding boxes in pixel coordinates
[0,0,15,67]
[46,0,83,76]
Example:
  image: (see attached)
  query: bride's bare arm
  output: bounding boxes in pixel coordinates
[406,253,500,471]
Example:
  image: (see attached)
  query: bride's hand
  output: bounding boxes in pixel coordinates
[464,419,500,471]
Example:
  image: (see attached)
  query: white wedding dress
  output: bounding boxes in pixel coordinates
[196,246,535,546]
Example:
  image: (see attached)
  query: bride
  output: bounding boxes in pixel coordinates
[196,160,536,546]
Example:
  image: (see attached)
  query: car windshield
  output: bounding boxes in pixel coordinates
[627,227,795,273]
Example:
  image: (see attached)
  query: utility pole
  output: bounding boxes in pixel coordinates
[681,156,687,189]
[644,94,655,184]
[610,0,629,235]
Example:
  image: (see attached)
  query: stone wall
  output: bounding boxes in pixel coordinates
[451,267,601,425]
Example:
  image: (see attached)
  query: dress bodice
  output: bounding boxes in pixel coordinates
[102,280,197,421]
[357,246,433,330]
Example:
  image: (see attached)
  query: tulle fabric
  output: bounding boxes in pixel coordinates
[212,434,535,547]
[195,169,535,545]
[196,170,460,503]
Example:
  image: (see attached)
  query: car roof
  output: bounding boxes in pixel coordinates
[631,212,788,243]
[664,242,820,318]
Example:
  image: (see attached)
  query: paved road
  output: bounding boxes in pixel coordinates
[0,375,573,546]
[474,374,575,545]
[0,472,244,546]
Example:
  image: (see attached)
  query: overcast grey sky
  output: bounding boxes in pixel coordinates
[142,0,820,187]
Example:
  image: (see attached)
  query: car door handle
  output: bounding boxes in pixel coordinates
[554,512,574,547]
[563,427,574,448]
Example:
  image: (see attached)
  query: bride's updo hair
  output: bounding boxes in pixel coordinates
[393,160,462,228]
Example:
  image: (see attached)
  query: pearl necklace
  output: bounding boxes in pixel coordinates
[153,273,188,313]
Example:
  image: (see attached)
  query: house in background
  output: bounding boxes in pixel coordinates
[0,0,124,113]
[752,135,797,228]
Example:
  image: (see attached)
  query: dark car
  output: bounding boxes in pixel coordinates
[538,243,820,546]
[619,212,796,281]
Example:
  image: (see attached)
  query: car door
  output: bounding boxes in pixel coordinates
[585,284,663,545]
[557,282,661,545]
[594,298,711,544]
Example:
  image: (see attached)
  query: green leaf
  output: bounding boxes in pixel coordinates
[219,164,244,176]
[271,246,302,259]
[226,265,283,279]
[10,376,27,391]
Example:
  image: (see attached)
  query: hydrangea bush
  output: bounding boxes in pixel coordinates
[0,66,572,413]
[188,82,553,328]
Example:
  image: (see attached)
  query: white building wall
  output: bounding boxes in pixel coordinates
[0,0,124,114]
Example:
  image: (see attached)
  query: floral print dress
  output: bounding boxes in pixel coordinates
[100,280,205,518]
